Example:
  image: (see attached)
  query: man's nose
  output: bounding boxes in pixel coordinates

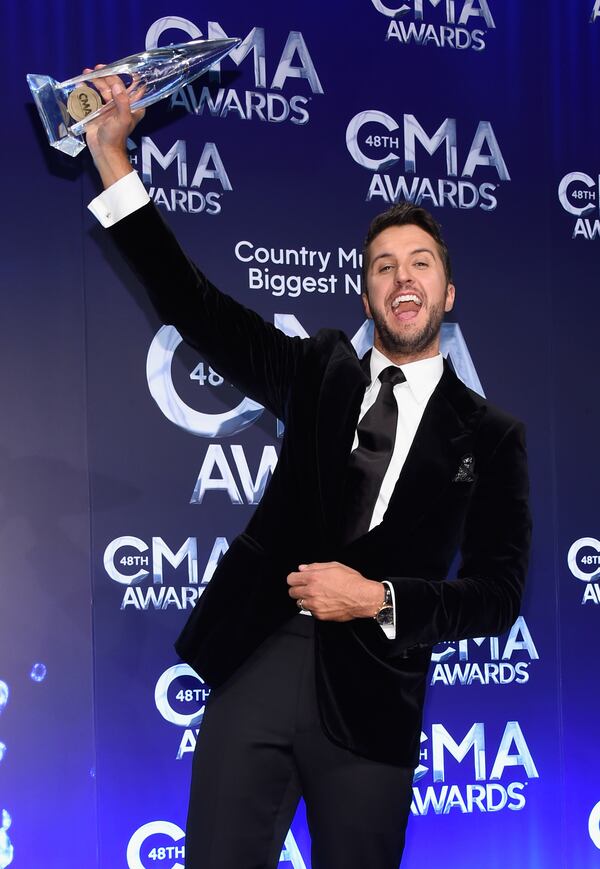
[394,264,412,283]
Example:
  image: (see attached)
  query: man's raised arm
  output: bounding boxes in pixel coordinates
[84,73,308,420]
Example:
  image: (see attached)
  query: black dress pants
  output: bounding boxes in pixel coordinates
[185,615,414,869]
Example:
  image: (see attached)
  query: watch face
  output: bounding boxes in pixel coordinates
[376,604,394,626]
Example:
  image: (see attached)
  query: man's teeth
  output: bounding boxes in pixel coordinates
[392,294,422,309]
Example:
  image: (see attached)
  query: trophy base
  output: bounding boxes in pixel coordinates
[27,74,86,157]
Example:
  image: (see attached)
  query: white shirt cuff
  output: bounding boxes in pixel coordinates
[380,580,396,640]
[87,170,150,228]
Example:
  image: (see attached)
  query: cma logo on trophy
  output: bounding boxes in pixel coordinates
[370,0,495,52]
[412,720,539,815]
[567,537,600,604]
[346,110,509,210]
[129,135,232,216]
[430,616,539,686]
[558,172,600,240]
[147,16,323,125]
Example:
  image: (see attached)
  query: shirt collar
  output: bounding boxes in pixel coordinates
[368,346,444,404]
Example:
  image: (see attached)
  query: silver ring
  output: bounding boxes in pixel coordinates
[297,598,304,610]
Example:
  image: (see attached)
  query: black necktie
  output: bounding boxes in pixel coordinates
[341,365,406,543]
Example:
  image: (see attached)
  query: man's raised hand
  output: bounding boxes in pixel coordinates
[83,65,146,188]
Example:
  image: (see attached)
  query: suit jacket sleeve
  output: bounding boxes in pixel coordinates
[386,418,531,650]
[109,201,308,420]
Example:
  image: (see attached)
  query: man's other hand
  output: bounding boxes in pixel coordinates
[287,562,385,621]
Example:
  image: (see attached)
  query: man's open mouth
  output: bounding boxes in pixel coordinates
[391,293,423,322]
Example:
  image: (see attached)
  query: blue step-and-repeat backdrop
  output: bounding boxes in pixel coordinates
[1,1,600,867]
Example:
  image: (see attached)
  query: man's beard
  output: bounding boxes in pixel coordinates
[371,297,446,358]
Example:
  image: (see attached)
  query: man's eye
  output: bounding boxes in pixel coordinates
[379,264,392,273]
[414,260,429,268]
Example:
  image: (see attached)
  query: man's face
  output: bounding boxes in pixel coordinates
[363,224,455,363]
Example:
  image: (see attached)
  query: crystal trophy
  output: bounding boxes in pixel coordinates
[27,37,240,157]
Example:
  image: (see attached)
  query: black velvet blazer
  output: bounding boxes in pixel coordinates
[110,203,532,768]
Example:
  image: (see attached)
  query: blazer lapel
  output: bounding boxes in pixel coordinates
[315,352,484,544]
[383,362,484,534]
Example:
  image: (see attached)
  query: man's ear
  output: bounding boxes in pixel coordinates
[362,291,373,320]
[444,283,455,313]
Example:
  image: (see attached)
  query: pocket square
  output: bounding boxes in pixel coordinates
[453,454,475,482]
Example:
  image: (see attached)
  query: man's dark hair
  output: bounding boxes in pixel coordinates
[362,201,452,289]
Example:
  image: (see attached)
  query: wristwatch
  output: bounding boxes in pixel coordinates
[374,584,394,627]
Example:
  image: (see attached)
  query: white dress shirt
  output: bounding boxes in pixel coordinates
[348,348,444,637]
[88,170,150,226]
[88,172,445,639]
[358,347,444,531]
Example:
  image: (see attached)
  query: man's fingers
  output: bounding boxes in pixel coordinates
[85,68,146,129]
[287,571,308,587]
[83,68,108,102]
[83,67,126,106]
[130,84,147,124]
[111,82,131,116]
[84,66,114,103]
[287,581,307,601]
[288,562,343,586]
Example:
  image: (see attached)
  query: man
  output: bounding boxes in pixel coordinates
[85,78,531,869]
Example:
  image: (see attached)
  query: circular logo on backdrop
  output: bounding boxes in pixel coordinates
[154,663,209,727]
[589,801,600,849]
[567,538,600,582]
[146,325,264,437]
[126,820,185,869]
[557,172,598,217]
[67,85,102,121]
